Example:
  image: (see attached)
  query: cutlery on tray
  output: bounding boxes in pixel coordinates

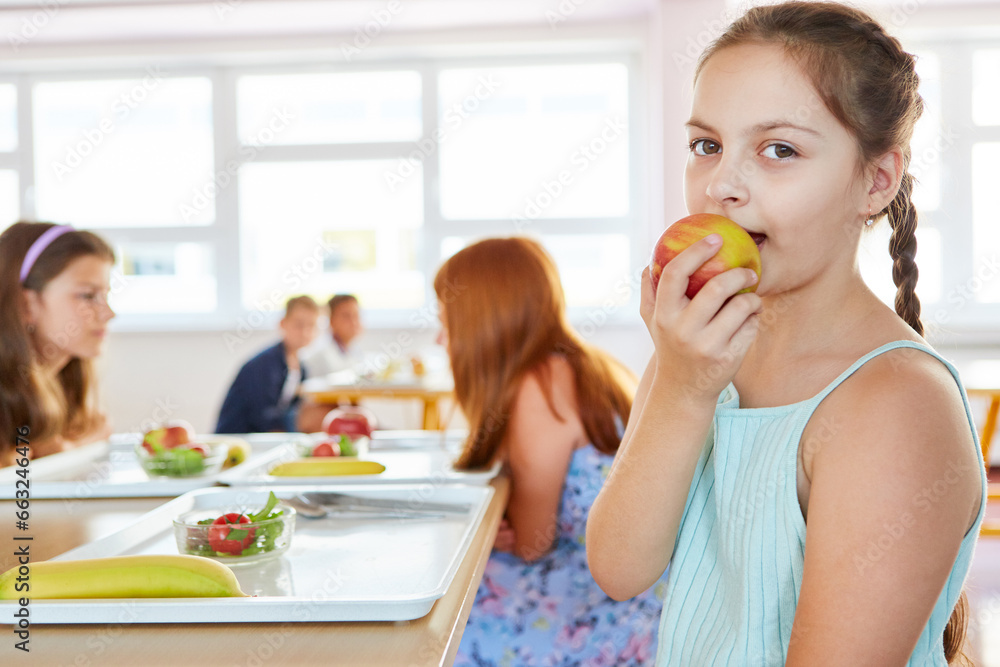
[282,494,462,521]
[300,491,472,515]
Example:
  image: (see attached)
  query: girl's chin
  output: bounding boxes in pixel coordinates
[69,345,105,361]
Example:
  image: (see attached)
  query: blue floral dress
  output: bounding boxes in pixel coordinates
[456,444,668,667]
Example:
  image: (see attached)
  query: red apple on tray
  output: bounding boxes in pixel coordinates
[322,407,376,440]
[649,213,762,298]
[142,420,196,454]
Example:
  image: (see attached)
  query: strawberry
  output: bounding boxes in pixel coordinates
[311,441,340,457]
[208,513,255,554]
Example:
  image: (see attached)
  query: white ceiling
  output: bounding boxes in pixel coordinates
[0,0,657,49]
[0,0,995,59]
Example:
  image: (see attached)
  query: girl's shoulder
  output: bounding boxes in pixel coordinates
[811,334,970,439]
[521,353,577,399]
[510,355,585,439]
[804,339,982,526]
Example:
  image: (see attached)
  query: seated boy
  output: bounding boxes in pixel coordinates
[215,295,320,433]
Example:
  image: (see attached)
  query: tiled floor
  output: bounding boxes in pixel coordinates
[967,494,1000,666]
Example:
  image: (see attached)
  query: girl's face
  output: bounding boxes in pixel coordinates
[684,43,870,296]
[24,255,115,365]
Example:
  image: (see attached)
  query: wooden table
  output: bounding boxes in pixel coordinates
[303,380,454,431]
[0,477,509,666]
[967,388,998,466]
[963,360,999,537]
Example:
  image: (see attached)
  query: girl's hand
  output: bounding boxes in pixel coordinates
[640,234,762,399]
[494,519,516,552]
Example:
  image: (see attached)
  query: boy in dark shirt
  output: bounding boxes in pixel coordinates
[215,296,320,433]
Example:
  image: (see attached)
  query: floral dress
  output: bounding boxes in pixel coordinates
[456,444,668,667]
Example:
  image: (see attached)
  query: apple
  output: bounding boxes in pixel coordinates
[142,420,195,453]
[311,441,341,457]
[322,406,376,440]
[649,213,762,299]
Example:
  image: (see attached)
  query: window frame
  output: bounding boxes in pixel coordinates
[902,37,1000,343]
[11,52,647,331]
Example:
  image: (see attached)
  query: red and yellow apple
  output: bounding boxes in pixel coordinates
[142,420,195,453]
[649,213,762,298]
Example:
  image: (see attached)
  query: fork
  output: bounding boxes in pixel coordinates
[282,495,447,521]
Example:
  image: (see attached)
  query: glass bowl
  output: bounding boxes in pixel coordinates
[135,440,227,478]
[300,432,370,459]
[172,505,296,566]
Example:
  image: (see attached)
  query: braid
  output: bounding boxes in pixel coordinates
[886,172,923,336]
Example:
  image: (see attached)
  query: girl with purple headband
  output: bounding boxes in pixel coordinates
[0,221,116,464]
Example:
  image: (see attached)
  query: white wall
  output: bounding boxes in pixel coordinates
[98,323,654,435]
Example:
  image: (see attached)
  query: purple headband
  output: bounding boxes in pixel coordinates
[20,225,74,284]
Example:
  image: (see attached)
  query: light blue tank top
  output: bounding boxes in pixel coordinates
[655,341,987,666]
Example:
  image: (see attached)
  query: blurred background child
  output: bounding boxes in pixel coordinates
[215,295,320,434]
[302,293,363,377]
[0,221,116,463]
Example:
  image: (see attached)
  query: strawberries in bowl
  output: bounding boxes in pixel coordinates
[136,423,227,478]
[313,406,377,458]
[173,492,296,565]
[303,433,369,458]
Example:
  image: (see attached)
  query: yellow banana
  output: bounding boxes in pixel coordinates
[0,554,248,599]
[269,458,386,477]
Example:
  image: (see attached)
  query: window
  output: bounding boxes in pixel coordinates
[437,64,630,220]
[858,38,1000,335]
[237,71,422,145]
[239,159,424,310]
[33,76,214,228]
[1,57,639,329]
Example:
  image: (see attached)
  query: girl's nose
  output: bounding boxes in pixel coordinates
[706,155,751,207]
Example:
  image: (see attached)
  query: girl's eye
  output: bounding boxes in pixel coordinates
[690,139,721,156]
[762,143,796,159]
[78,292,108,304]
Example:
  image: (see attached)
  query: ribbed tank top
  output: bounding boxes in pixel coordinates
[655,341,988,666]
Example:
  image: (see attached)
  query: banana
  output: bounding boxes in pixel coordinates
[0,554,248,599]
[269,458,386,477]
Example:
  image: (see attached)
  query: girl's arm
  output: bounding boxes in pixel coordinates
[72,411,112,447]
[27,435,72,458]
[786,352,982,666]
[587,235,762,601]
[503,356,587,562]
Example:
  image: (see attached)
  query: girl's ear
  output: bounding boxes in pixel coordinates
[21,287,41,328]
[868,147,904,214]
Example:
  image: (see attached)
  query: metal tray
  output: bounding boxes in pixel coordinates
[4,484,493,623]
[0,433,309,500]
[217,443,500,487]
